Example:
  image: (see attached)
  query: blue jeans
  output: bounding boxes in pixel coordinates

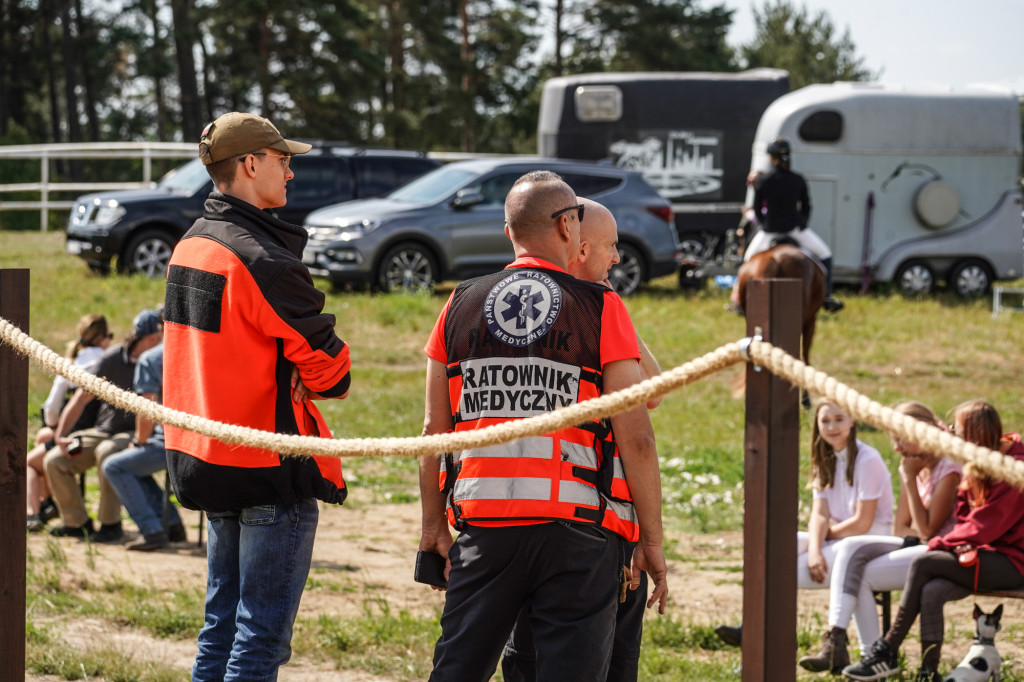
[193,498,319,682]
[101,440,181,536]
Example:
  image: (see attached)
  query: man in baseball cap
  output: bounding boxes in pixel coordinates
[195,112,311,211]
[164,113,353,679]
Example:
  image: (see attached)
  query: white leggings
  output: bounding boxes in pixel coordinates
[821,535,928,654]
[744,226,832,262]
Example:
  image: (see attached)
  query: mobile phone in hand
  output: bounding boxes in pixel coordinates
[414,550,448,588]
[67,438,82,456]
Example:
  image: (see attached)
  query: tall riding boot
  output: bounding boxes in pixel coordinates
[822,257,845,312]
[798,626,850,673]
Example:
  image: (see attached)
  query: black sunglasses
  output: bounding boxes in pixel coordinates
[551,204,585,222]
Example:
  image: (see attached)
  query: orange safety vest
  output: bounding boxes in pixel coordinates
[437,266,639,541]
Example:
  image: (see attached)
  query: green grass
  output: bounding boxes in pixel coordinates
[293,603,441,680]
[6,229,1024,679]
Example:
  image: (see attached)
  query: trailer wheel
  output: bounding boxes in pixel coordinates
[677,237,707,290]
[894,260,935,297]
[948,259,992,298]
[678,237,705,260]
[678,262,707,290]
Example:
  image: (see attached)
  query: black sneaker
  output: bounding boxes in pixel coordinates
[91,522,125,543]
[823,296,845,313]
[126,532,169,552]
[842,638,898,680]
[50,520,94,539]
[167,523,186,543]
[38,498,60,523]
[26,514,46,533]
[714,623,742,647]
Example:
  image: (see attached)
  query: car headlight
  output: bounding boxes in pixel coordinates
[306,217,381,241]
[93,201,126,226]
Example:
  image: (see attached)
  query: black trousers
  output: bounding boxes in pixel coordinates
[429,522,621,682]
[501,537,647,682]
[890,549,1024,646]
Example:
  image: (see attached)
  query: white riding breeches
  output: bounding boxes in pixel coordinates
[744,227,832,262]
[824,535,928,654]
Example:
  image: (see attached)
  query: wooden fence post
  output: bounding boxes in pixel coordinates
[0,269,29,680]
[741,278,802,682]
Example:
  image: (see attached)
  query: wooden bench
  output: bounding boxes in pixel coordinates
[874,588,1024,633]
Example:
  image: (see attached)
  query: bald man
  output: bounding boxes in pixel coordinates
[419,171,668,681]
[501,196,663,682]
[572,198,662,408]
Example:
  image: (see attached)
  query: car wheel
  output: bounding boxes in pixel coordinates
[377,243,439,292]
[124,229,175,278]
[948,259,992,298]
[609,243,646,296]
[894,260,935,296]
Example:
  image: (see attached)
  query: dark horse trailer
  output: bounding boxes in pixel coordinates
[538,69,789,261]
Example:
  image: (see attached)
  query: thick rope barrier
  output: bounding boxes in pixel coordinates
[0,315,740,458]
[3,315,1023,489]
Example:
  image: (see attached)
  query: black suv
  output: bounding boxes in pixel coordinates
[65,145,440,276]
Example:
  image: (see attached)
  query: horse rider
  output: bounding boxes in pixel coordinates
[733,138,844,313]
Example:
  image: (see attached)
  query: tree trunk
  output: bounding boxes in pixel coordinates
[458,0,473,152]
[171,0,203,140]
[143,0,166,140]
[59,1,81,143]
[72,0,99,140]
[386,0,406,146]
[554,0,563,76]
[197,35,214,124]
[41,0,63,148]
[0,0,10,137]
[59,0,82,178]
[258,12,272,116]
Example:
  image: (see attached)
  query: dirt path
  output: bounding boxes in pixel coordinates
[25,503,1024,680]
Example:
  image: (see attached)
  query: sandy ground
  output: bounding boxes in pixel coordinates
[23,502,1024,680]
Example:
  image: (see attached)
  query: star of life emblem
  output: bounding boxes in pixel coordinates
[484,270,562,347]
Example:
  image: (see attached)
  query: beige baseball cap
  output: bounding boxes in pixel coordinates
[198,112,312,165]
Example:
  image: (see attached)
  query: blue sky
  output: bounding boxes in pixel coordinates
[716,0,1024,93]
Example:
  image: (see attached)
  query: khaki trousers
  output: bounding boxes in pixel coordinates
[43,428,130,527]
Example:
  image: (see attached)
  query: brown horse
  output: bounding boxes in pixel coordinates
[736,243,826,366]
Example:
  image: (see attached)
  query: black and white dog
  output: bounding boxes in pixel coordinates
[945,604,1003,682]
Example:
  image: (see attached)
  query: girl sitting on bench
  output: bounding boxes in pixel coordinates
[843,399,1024,682]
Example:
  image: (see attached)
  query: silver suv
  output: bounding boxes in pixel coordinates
[302,157,680,295]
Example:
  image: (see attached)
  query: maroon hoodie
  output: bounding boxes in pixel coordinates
[928,433,1024,577]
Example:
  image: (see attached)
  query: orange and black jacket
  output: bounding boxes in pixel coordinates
[163,193,351,513]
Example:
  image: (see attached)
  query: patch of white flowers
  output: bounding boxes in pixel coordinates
[660,457,743,532]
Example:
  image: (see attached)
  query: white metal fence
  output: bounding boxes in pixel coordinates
[0,142,195,231]
[0,143,501,232]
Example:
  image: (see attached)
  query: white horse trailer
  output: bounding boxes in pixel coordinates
[748,83,1023,296]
